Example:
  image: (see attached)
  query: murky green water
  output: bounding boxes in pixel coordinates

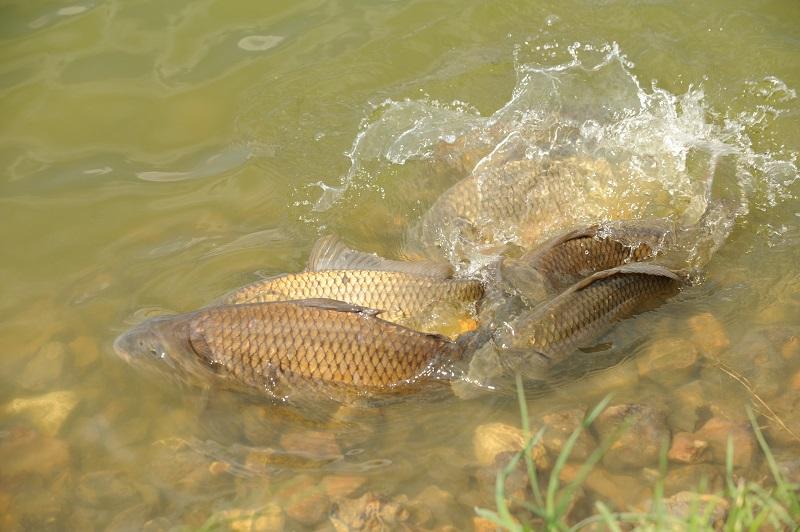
[2,0,799,530]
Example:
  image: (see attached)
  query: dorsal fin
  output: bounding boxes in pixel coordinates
[567,263,681,294]
[517,225,600,263]
[306,235,453,278]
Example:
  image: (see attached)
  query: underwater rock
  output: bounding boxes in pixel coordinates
[69,335,100,368]
[693,417,756,468]
[663,464,724,496]
[407,485,454,528]
[559,464,647,510]
[781,336,800,360]
[594,404,670,472]
[280,430,342,459]
[280,474,331,526]
[688,312,729,357]
[668,379,706,433]
[667,432,710,464]
[321,475,367,500]
[4,389,79,437]
[473,422,549,470]
[0,427,70,478]
[636,338,699,385]
[19,341,66,391]
[537,408,596,461]
[329,491,410,531]
[648,491,728,529]
[217,504,285,532]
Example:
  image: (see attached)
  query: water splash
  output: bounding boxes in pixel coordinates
[314,41,797,270]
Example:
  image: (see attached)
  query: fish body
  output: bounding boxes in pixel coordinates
[500,220,676,303]
[220,236,483,335]
[493,264,682,373]
[410,156,642,264]
[114,299,464,401]
[221,269,482,328]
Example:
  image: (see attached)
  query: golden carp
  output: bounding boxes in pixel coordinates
[113,299,468,401]
[493,263,683,375]
[500,220,676,303]
[220,236,483,335]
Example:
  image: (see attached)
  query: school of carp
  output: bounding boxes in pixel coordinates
[114,131,732,404]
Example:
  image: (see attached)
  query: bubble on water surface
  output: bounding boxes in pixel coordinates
[237,35,285,52]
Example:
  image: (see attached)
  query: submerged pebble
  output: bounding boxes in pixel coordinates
[19,341,66,391]
[4,389,78,436]
[636,337,699,385]
[693,417,756,468]
[216,504,285,532]
[473,422,549,470]
[536,408,596,461]
[594,404,670,472]
[329,491,410,531]
[279,474,330,526]
[668,432,711,464]
[663,463,724,496]
[0,427,70,478]
[688,312,730,357]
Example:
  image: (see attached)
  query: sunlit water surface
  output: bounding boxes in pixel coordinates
[1,1,799,530]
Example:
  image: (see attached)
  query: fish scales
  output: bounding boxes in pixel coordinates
[188,301,460,391]
[500,222,674,303]
[221,269,483,326]
[495,264,681,366]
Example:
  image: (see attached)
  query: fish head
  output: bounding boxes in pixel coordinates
[113,314,202,379]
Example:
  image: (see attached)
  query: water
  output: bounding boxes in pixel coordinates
[1,0,799,529]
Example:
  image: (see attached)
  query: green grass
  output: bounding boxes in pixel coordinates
[474,376,800,531]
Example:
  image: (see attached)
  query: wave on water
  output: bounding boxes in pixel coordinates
[312,41,797,271]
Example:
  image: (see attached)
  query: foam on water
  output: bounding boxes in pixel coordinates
[314,41,797,271]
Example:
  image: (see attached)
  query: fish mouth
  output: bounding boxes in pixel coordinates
[112,331,133,363]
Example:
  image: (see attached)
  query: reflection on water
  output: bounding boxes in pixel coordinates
[1,0,799,529]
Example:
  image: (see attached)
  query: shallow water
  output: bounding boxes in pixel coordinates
[1,0,799,529]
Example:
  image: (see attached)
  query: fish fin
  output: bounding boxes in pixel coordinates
[289,297,383,316]
[566,263,681,294]
[307,235,453,278]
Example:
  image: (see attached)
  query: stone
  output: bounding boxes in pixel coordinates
[559,464,648,510]
[407,485,454,527]
[76,470,156,509]
[473,516,501,531]
[790,371,800,391]
[538,408,595,461]
[663,464,724,496]
[648,491,728,528]
[280,430,342,459]
[688,313,729,357]
[19,341,66,391]
[321,475,367,500]
[329,492,410,531]
[636,338,699,384]
[280,474,330,526]
[594,404,670,472]
[668,380,706,433]
[473,422,550,470]
[693,417,756,468]
[781,336,800,360]
[69,335,100,368]
[4,390,79,436]
[668,432,710,464]
[218,504,285,532]
[0,427,70,478]
[241,405,277,445]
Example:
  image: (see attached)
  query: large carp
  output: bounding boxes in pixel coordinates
[114,298,474,402]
